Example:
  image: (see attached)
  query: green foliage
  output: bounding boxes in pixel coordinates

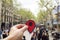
[37,10,48,22]
[39,0,56,9]
[12,0,35,20]
[17,8,35,20]
[37,0,55,22]
[39,0,45,7]
[13,0,21,8]
[3,0,13,5]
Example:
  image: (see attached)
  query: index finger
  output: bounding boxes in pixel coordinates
[20,25,28,32]
[14,24,25,29]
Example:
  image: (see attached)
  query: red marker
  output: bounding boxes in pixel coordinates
[26,20,35,33]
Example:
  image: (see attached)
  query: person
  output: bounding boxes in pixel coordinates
[42,30,49,40]
[36,27,40,40]
[2,31,8,38]
[31,32,36,40]
[3,24,28,40]
[39,27,46,40]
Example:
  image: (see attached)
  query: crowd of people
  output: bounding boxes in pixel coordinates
[0,29,9,39]
[0,24,60,40]
[31,26,49,40]
[0,26,49,40]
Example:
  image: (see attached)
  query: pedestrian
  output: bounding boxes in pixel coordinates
[42,30,49,40]
[39,27,46,40]
[2,31,8,38]
[31,32,36,40]
[38,33,40,40]
[36,27,40,40]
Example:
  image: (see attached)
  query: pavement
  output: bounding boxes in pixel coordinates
[49,31,53,40]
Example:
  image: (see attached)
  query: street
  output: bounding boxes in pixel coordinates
[0,0,60,40]
[24,31,54,40]
[49,31,53,40]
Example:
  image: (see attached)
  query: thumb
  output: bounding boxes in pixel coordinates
[20,25,28,32]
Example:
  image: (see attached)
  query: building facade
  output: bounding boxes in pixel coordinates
[0,0,24,31]
[13,14,21,25]
[0,0,2,30]
[0,0,13,31]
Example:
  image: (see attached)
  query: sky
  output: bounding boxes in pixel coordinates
[16,0,40,16]
[15,0,60,16]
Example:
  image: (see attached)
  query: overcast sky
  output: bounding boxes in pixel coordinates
[16,0,40,16]
[16,0,60,16]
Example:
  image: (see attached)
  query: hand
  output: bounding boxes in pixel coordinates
[3,24,28,40]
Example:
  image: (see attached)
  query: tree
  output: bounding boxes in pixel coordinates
[37,10,48,23]
[37,0,57,27]
[13,0,21,8]
[17,8,35,20]
[12,0,36,23]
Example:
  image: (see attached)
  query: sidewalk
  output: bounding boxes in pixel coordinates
[49,31,53,40]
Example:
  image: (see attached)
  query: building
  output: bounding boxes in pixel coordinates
[0,0,22,31]
[0,0,2,30]
[52,5,60,28]
[13,14,21,25]
[57,5,60,24]
[0,0,14,31]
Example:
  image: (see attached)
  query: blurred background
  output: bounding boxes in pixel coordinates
[0,0,60,40]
